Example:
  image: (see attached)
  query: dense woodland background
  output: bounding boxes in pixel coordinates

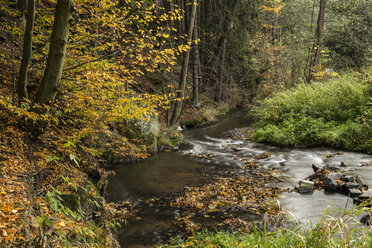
[0,0,371,246]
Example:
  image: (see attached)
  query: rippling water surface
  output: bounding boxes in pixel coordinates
[107,111,372,247]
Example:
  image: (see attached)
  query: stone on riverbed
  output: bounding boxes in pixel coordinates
[342,182,359,189]
[302,162,370,206]
[312,164,321,172]
[327,172,342,180]
[322,162,348,172]
[356,175,368,190]
[297,180,315,194]
[340,175,355,182]
[360,212,371,226]
[324,178,338,191]
[347,188,363,197]
[354,190,372,205]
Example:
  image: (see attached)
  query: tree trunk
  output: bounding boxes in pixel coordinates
[18,0,28,28]
[192,4,200,107]
[170,0,197,125]
[17,0,35,99]
[306,0,326,83]
[170,0,175,28]
[177,0,184,40]
[215,36,227,103]
[313,0,326,66]
[35,0,74,104]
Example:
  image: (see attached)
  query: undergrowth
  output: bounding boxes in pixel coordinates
[159,206,372,248]
[250,68,372,153]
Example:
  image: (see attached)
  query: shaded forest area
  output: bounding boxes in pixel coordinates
[0,0,371,246]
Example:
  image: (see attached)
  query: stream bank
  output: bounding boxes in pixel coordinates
[107,111,372,247]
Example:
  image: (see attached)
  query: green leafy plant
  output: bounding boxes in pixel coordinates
[251,68,372,153]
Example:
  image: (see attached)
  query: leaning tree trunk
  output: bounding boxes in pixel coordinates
[306,0,326,83]
[170,0,197,126]
[17,0,35,99]
[35,0,74,104]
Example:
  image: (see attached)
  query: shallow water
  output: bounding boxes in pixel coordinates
[106,111,372,247]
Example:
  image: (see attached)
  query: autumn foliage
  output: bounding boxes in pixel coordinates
[0,0,188,246]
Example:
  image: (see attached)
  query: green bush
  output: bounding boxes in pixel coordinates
[251,68,372,153]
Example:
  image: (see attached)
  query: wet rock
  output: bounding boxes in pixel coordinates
[232,147,242,152]
[279,161,287,167]
[343,182,360,189]
[347,188,363,197]
[354,194,371,205]
[324,178,338,192]
[326,165,343,171]
[360,212,371,226]
[361,161,372,167]
[324,162,347,171]
[297,180,314,194]
[340,175,355,182]
[327,173,342,181]
[312,164,321,172]
[356,175,368,190]
[302,162,370,204]
[358,190,372,201]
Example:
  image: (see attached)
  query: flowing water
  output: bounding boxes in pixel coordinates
[107,111,372,247]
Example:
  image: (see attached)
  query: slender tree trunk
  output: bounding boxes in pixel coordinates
[18,0,28,29]
[306,0,326,83]
[177,0,184,40]
[215,36,227,103]
[200,0,209,70]
[170,0,197,125]
[156,0,160,16]
[170,0,175,28]
[215,11,235,103]
[192,4,200,107]
[35,0,74,104]
[184,0,190,38]
[17,0,35,99]
[313,0,326,66]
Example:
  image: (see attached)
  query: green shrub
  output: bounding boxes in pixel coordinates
[251,68,372,153]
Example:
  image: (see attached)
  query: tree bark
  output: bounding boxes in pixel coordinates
[177,0,184,40]
[192,4,200,107]
[313,0,326,66]
[35,0,74,104]
[18,0,28,29]
[17,0,35,99]
[215,36,227,103]
[306,0,326,83]
[170,0,197,125]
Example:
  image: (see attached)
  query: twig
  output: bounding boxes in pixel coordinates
[63,50,120,72]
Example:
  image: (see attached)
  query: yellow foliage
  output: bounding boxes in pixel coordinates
[0,0,188,246]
